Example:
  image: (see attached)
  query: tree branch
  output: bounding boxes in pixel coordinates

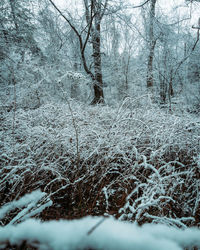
[131,0,151,8]
[100,0,109,20]
[48,0,95,80]
[82,0,95,53]
[192,29,199,51]
[48,0,81,39]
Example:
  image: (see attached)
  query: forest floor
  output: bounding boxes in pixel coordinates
[0,98,200,249]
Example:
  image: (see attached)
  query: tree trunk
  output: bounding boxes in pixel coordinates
[91,13,104,104]
[146,0,157,88]
[147,41,156,87]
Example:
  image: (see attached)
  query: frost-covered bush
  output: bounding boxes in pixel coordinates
[0,97,199,227]
[185,81,200,114]
[0,56,91,114]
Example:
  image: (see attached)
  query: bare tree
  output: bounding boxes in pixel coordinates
[48,0,108,104]
[84,0,108,104]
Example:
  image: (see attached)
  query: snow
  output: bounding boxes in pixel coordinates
[0,216,200,250]
[0,190,45,220]
[0,190,52,224]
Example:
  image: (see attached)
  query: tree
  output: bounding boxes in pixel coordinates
[83,0,108,104]
[0,0,42,62]
[0,0,42,89]
[48,0,109,104]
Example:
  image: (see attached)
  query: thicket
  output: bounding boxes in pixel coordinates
[0,81,199,229]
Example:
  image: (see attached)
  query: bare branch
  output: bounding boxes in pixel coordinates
[48,0,95,80]
[192,26,200,29]
[192,18,200,50]
[192,29,199,51]
[100,0,109,20]
[82,0,95,53]
[131,0,151,8]
[48,0,81,40]
[158,17,191,26]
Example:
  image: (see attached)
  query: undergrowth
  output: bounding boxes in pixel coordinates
[0,97,199,229]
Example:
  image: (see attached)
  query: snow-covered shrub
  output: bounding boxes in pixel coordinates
[0,97,199,227]
[0,56,91,115]
[185,81,200,114]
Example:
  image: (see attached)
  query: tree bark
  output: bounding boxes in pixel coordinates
[146,0,156,88]
[91,16,104,104]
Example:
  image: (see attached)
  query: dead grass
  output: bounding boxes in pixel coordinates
[0,98,199,229]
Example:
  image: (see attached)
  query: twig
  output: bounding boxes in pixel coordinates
[131,0,150,8]
[10,67,16,154]
[66,98,80,168]
[87,216,107,235]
